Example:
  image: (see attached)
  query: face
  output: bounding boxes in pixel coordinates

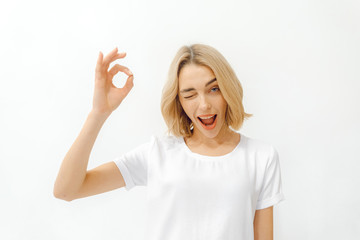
[178,64,229,140]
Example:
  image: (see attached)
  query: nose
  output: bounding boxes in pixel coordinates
[199,95,211,110]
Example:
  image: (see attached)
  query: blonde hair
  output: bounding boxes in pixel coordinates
[160,43,252,138]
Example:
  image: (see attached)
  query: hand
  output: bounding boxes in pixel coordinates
[92,47,134,115]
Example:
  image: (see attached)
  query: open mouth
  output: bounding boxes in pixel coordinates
[197,114,217,129]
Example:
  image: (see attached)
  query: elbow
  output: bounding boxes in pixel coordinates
[53,188,74,202]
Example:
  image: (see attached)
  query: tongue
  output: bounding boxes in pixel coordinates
[201,116,215,125]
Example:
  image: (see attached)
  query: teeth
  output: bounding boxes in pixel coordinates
[199,115,215,119]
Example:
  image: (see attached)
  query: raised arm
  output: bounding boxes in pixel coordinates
[53,47,134,201]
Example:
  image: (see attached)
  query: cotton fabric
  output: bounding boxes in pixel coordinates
[113,132,285,240]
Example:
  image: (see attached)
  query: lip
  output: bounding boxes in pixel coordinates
[197,114,216,118]
[197,114,217,130]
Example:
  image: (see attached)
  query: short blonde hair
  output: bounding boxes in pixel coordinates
[160,43,252,138]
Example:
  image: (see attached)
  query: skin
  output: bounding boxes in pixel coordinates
[254,206,274,240]
[178,63,240,155]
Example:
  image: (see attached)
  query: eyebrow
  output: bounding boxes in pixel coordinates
[179,78,217,93]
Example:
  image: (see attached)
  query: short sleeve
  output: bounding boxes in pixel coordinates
[113,136,155,191]
[256,146,285,210]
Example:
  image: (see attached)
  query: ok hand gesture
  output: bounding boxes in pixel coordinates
[92,47,134,116]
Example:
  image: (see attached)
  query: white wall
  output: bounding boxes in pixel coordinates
[0,0,359,239]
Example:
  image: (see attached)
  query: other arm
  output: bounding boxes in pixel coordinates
[253,206,273,240]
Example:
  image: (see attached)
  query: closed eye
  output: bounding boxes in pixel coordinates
[184,87,220,99]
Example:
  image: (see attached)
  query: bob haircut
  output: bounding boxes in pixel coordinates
[160,43,252,138]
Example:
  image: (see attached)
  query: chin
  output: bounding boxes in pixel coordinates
[194,119,224,139]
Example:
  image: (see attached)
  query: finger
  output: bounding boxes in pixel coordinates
[119,75,134,97]
[112,52,126,61]
[103,47,120,69]
[112,52,127,62]
[95,51,103,73]
[108,64,133,78]
[125,75,134,92]
[106,52,127,69]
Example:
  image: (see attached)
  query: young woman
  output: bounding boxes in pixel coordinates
[54,44,285,240]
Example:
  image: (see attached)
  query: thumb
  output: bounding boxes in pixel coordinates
[122,75,134,95]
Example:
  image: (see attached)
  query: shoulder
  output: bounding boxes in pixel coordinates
[149,134,183,151]
[242,134,276,153]
[241,134,279,165]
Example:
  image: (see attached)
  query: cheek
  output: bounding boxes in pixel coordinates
[182,104,194,117]
[220,101,228,115]
[179,101,194,118]
[215,94,227,110]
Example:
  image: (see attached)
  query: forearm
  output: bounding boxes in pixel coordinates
[53,111,109,200]
[253,207,274,240]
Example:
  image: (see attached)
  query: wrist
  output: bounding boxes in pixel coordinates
[88,110,111,121]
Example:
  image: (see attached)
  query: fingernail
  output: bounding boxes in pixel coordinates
[129,70,133,75]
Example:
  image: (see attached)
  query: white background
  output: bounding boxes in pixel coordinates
[1,0,359,239]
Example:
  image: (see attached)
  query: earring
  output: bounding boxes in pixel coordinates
[190,122,194,131]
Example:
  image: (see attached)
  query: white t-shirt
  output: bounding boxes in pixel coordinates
[113,132,285,240]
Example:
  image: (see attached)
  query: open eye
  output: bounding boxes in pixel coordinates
[211,87,220,92]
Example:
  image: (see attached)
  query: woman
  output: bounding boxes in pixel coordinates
[54,44,285,240]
